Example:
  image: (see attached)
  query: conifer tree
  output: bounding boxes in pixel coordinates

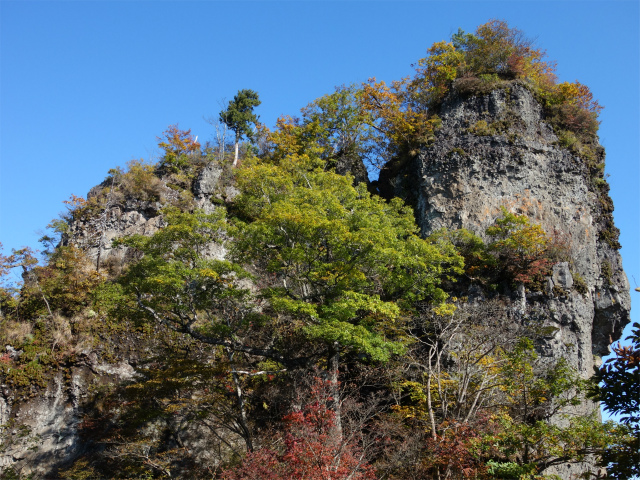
[219,89,261,166]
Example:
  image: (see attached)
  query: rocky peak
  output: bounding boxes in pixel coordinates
[379,79,630,373]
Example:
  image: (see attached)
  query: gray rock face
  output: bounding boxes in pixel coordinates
[333,150,370,186]
[67,161,231,269]
[193,162,240,211]
[0,359,137,477]
[0,163,233,478]
[379,81,631,475]
[3,85,631,477]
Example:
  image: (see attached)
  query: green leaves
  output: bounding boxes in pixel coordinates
[233,155,462,360]
[220,89,261,141]
[112,207,253,349]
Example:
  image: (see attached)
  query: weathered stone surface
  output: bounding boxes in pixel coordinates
[380,82,630,353]
[193,162,239,211]
[0,361,135,477]
[3,83,631,478]
[0,161,235,478]
[333,150,370,186]
[379,82,631,477]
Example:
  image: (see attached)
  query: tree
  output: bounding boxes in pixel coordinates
[110,207,279,362]
[111,152,462,447]
[157,124,201,172]
[263,85,378,181]
[391,300,621,479]
[484,207,554,286]
[410,20,556,109]
[232,153,463,440]
[220,379,377,480]
[220,89,261,167]
[590,321,640,479]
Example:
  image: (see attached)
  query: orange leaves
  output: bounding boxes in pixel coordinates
[610,343,640,369]
[361,78,436,150]
[157,124,201,171]
[157,124,200,157]
[556,81,602,115]
[63,194,87,210]
[361,79,411,142]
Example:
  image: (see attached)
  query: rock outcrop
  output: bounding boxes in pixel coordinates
[379,81,630,476]
[1,82,631,479]
[0,164,231,477]
[0,356,138,477]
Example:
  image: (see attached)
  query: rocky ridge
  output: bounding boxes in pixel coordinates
[0,82,631,478]
[379,82,630,476]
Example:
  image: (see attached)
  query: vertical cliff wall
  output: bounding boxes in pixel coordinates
[1,81,631,479]
[378,81,630,477]
[380,79,630,395]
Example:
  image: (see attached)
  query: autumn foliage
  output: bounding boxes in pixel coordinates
[0,21,627,480]
[222,381,377,480]
[157,124,201,171]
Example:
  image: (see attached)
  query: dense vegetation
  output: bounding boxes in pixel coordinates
[0,20,635,479]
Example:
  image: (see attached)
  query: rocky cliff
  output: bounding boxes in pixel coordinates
[1,82,631,479]
[379,80,631,476]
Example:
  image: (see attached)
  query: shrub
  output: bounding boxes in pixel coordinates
[469,120,492,136]
[157,124,201,173]
[221,383,377,480]
[119,159,165,202]
[485,207,554,286]
[572,272,588,295]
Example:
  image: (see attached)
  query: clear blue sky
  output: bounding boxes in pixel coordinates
[1,1,638,351]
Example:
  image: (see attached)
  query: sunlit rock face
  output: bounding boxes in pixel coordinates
[379,81,631,477]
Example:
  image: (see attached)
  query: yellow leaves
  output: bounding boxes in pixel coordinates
[556,81,602,114]
[361,78,434,148]
[199,269,220,280]
[422,41,464,82]
[433,302,457,317]
[63,194,87,209]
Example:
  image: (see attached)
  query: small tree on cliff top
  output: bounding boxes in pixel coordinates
[220,89,261,167]
[157,124,201,172]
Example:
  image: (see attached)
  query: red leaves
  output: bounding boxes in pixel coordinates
[420,420,491,479]
[221,387,377,480]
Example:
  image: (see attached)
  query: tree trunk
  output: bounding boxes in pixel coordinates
[227,349,253,452]
[233,133,240,167]
[426,372,437,440]
[327,343,343,444]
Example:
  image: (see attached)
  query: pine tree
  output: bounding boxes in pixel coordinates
[219,89,261,166]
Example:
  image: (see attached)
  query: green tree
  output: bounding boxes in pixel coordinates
[590,321,640,479]
[232,153,463,439]
[110,207,274,359]
[220,89,261,167]
[297,85,378,179]
[106,155,461,445]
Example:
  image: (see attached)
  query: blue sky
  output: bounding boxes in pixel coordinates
[1,1,638,353]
